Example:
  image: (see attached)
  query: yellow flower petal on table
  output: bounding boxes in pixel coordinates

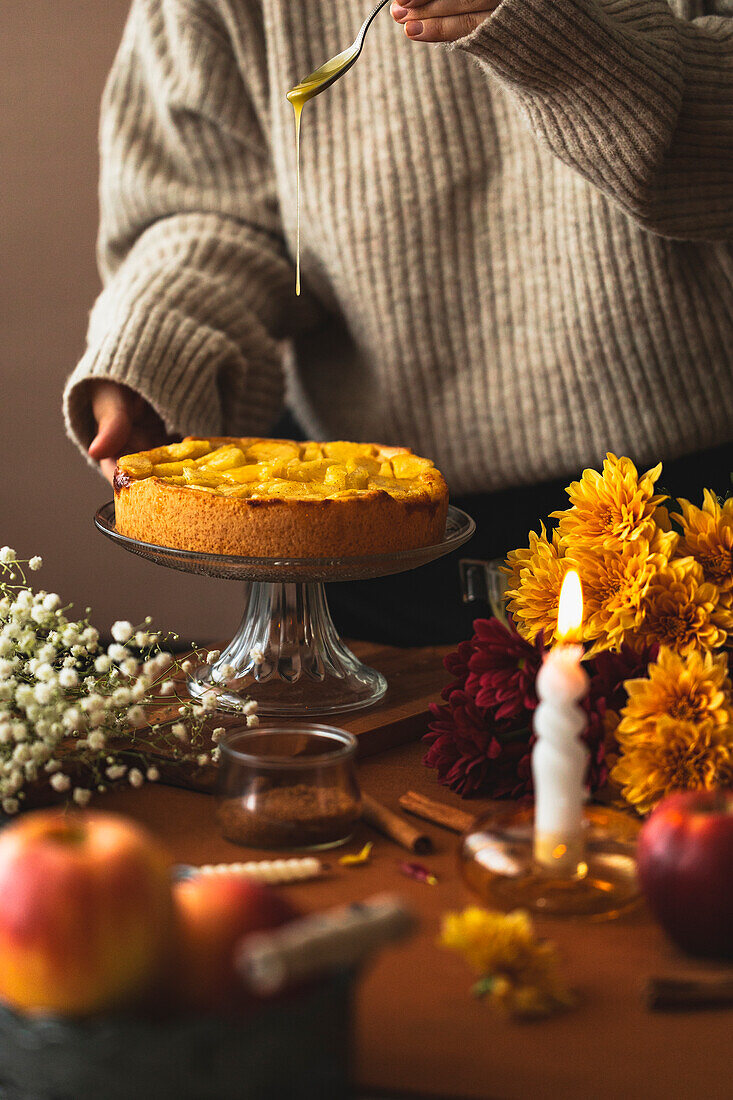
[552,453,667,553]
[673,489,733,594]
[440,907,574,1020]
[339,842,373,866]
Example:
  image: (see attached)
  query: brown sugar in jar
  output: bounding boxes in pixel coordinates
[216,726,361,851]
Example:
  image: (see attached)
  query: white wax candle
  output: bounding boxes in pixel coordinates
[532,643,590,872]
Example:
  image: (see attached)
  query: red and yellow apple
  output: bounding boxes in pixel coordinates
[0,809,175,1016]
[637,788,733,958]
[172,875,297,1012]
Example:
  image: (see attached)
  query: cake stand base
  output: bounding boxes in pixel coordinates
[187,581,387,716]
[460,804,641,921]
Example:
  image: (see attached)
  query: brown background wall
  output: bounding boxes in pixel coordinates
[0,1,239,643]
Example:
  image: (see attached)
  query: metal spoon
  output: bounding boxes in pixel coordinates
[286,0,392,106]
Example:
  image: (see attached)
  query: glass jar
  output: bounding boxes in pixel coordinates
[216,725,361,851]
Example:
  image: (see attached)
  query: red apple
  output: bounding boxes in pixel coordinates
[172,875,297,1012]
[637,789,733,958]
[0,809,175,1016]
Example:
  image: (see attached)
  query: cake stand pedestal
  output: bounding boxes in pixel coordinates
[95,503,474,716]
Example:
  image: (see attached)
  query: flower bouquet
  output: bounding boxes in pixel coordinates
[426,454,733,814]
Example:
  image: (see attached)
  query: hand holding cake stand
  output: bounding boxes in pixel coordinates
[95,502,474,716]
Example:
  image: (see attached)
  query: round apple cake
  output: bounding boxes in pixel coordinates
[113,437,449,558]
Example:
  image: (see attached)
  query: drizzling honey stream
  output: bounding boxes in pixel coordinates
[287,46,360,296]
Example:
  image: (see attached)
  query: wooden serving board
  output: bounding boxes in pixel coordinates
[26,644,451,805]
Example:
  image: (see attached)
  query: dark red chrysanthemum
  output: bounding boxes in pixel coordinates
[590,642,659,716]
[424,617,618,800]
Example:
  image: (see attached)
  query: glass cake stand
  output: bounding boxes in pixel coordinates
[94,503,475,716]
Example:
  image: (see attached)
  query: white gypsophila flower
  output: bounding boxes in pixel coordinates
[81,627,99,648]
[33,682,55,706]
[250,647,264,662]
[11,721,28,743]
[82,692,105,713]
[181,660,194,674]
[201,691,219,712]
[127,705,147,728]
[42,593,61,612]
[61,626,81,647]
[0,657,16,676]
[62,707,83,731]
[31,743,51,763]
[120,658,139,678]
[28,556,42,571]
[105,764,127,780]
[50,772,71,792]
[243,700,258,716]
[146,766,159,782]
[34,663,55,683]
[57,668,79,689]
[246,715,259,728]
[2,798,19,814]
[24,704,41,724]
[130,680,149,702]
[107,643,130,663]
[159,680,176,696]
[210,747,221,764]
[70,644,88,658]
[12,744,31,765]
[5,768,23,793]
[0,682,15,704]
[171,722,188,742]
[73,787,92,807]
[17,631,37,654]
[111,687,132,708]
[206,650,221,663]
[14,684,33,708]
[94,654,112,674]
[211,727,226,743]
[134,631,153,649]
[87,730,106,751]
[111,621,134,644]
[0,638,13,658]
[0,723,11,745]
[0,548,16,565]
[61,655,76,669]
[128,768,144,788]
[197,754,209,766]
[217,663,235,680]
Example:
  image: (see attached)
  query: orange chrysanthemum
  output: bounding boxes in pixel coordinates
[619,646,733,737]
[638,556,733,655]
[505,527,567,645]
[673,490,733,597]
[552,453,667,552]
[574,531,677,656]
[612,715,733,815]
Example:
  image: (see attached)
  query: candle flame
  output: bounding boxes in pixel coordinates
[557,569,583,642]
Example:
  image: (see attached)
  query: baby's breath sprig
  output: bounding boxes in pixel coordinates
[0,548,256,814]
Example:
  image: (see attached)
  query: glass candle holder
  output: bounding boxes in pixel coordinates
[216,725,361,851]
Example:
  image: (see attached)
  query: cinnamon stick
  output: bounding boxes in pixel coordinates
[360,793,433,854]
[646,975,733,1011]
[398,791,477,835]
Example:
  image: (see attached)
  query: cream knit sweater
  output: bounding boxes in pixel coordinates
[64,0,733,495]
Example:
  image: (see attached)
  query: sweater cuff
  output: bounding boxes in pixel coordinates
[63,301,224,464]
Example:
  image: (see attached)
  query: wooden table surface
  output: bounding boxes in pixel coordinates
[98,736,732,1100]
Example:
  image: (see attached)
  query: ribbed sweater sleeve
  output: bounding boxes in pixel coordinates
[64,0,315,456]
[455,0,733,240]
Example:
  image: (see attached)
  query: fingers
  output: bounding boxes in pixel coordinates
[391,1,495,41]
[88,380,135,461]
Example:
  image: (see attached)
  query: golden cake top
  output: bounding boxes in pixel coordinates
[115,438,444,503]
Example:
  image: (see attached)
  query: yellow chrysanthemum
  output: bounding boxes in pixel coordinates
[504,527,568,644]
[638,556,732,654]
[439,907,574,1019]
[673,490,733,595]
[619,646,733,736]
[573,531,677,656]
[612,715,733,815]
[552,453,667,552]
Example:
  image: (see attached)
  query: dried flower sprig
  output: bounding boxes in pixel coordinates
[0,548,256,813]
[440,906,575,1019]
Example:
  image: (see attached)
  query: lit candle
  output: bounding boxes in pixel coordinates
[532,570,590,874]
